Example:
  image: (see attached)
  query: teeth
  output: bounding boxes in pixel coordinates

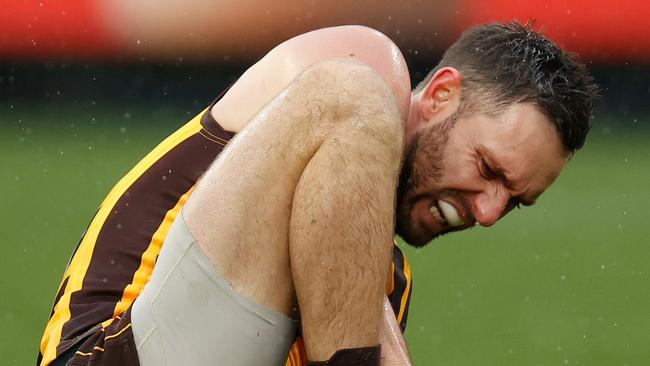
[429,205,446,225]
[438,200,465,227]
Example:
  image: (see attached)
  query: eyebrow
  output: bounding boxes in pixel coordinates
[481,149,536,206]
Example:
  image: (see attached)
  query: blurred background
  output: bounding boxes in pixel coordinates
[2,0,648,364]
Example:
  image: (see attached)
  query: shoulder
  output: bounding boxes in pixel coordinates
[272,26,411,115]
[212,26,410,132]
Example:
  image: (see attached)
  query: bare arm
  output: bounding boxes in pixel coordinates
[380,296,412,365]
[288,61,404,361]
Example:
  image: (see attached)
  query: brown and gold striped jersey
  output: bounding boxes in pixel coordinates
[38,92,412,366]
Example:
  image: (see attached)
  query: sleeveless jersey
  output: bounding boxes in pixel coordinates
[38,91,412,366]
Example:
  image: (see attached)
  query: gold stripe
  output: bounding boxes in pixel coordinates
[112,186,195,317]
[93,346,105,352]
[200,125,231,145]
[100,318,114,329]
[74,351,92,357]
[39,109,207,366]
[104,323,132,340]
[396,255,412,325]
[199,130,228,146]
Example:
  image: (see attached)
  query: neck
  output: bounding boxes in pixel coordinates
[404,92,422,147]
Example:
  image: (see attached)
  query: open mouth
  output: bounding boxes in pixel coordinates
[429,200,465,227]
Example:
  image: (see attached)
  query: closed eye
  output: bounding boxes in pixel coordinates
[479,156,497,180]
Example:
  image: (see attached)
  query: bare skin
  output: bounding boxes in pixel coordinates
[194,25,413,363]
[184,59,403,361]
[186,25,569,364]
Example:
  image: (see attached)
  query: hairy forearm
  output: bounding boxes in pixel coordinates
[288,60,404,361]
[380,297,412,366]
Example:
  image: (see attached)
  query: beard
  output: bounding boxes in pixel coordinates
[395,113,456,247]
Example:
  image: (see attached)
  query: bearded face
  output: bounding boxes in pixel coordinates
[395,101,569,248]
[396,113,473,247]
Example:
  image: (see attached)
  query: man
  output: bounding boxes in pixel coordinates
[39,21,598,366]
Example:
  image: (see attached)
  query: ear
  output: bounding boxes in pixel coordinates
[418,67,461,123]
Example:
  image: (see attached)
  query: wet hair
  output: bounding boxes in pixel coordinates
[415,21,600,153]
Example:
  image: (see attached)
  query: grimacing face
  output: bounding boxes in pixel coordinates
[396,102,569,247]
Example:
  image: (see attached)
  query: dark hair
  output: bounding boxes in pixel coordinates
[415,21,599,152]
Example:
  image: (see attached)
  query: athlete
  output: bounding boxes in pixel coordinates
[38,22,598,366]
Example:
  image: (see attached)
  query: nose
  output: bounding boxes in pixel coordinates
[472,186,510,227]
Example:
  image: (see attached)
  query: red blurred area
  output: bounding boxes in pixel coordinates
[0,0,116,58]
[0,0,648,63]
[456,0,650,63]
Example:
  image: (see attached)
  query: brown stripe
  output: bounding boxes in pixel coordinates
[49,276,69,320]
[201,85,236,142]
[399,278,412,331]
[62,127,230,342]
[388,245,410,332]
[68,308,139,366]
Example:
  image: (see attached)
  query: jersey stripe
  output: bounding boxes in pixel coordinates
[111,186,196,318]
[396,255,412,326]
[39,111,206,366]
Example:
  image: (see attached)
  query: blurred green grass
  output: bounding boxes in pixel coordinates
[1,103,648,365]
